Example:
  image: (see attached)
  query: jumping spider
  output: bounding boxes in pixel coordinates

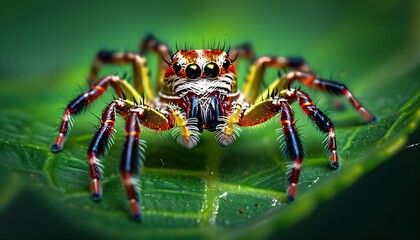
[51,35,376,221]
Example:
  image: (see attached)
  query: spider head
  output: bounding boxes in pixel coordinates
[162,49,237,97]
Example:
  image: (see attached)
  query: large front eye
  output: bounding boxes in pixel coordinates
[204,63,220,78]
[186,64,201,79]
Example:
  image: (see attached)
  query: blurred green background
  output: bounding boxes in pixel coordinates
[0,0,419,239]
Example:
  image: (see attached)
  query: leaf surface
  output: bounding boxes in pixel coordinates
[0,1,419,239]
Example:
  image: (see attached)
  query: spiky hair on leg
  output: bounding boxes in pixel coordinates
[167,103,200,149]
[171,117,200,149]
[215,116,242,147]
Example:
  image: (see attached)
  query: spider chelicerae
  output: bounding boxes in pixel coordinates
[51,35,376,222]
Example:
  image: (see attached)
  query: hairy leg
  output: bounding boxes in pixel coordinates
[217,95,305,201]
[278,100,303,202]
[51,75,138,152]
[89,50,155,99]
[242,56,311,102]
[261,71,376,122]
[282,89,339,168]
[121,110,143,221]
[87,99,131,201]
[86,98,173,220]
[139,34,171,91]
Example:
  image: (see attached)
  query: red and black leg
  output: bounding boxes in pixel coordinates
[121,110,143,221]
[86,99,143,221]
[51,75,124,153]
[140,33,170,59]
[86,99,122,201]
[237,98,305,202]
[283,71,377,122]
[89,49,154,99]
[283,89,339,168]
[139,34,171,90]
[242,56,312,102]
[237,92,338,201]
[278,101,304,202]
[86,98,172,221]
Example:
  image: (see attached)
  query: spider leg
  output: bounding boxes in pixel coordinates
[167,104,201,149]
[139,34,171,91]
[262,71,376,122]
[87,98,172,220]
[278,100,303,202]
[282,89,339,168]
[120,103,172,221]
[242,56,311,102]
[215,102,243,146]
[218,96,304,201]
[89,50,155,99]
[240,98,304,201]
[228,42,255,68]
[87,99,128,201]
[51,75,140,152]
[121,110,142,221]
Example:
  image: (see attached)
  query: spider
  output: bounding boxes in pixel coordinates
[51,34,376,222]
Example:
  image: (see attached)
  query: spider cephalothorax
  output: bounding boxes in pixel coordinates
[51,35,376,222]
[161,50,238,132]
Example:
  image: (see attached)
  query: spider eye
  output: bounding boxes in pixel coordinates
[204,62,220,78]
[186,64,201,79]
[173,62,182,73]
[222,59,231,69]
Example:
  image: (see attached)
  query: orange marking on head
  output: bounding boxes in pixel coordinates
[202,49,212,55]
[164,67,176,77]
[179,50,198,59]
[202,49,224,57]
[227,64,236,74]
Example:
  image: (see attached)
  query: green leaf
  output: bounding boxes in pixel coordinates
[1,66,419,239]
[1,1,419,239]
